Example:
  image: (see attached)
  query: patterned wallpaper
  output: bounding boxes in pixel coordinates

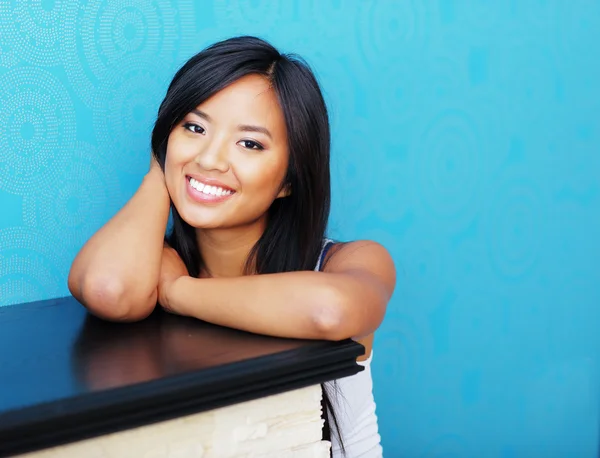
[1,1,599,456]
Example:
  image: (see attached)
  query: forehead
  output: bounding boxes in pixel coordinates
[197,74,286,134]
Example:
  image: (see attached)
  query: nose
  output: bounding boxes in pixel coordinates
[194,137,229,173]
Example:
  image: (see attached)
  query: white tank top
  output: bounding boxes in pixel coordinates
[316,240,383,458]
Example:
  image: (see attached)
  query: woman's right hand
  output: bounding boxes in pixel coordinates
[147,153,169,195]
[68,149,172,321]
[148,153,165,180]
[150,153,161,172]
[157,244,189,313]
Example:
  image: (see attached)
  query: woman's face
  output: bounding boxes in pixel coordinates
[164,74,290,231]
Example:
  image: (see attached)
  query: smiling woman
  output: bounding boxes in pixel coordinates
[164,75,290,235]
[68,36,395,458]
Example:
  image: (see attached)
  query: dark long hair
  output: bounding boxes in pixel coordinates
[150,36,343,453]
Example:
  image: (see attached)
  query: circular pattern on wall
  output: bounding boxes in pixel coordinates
[23,142,121,252]
[305,49,362,133]
[356,0,430,68]
[303,0,359,46]
[399,226,444,295]
[212,0,294,32]
[427,54,465,99]
[454,1,507,39]
[495,45,556,127]
[368,140,413,225]
[553,1,599,61]
[448,288,506,361]
[62,0,191,107]
[0,228,64,307]
[0,0,67,67]
[93,57,167,170]
[413,109,482,222]
[330,121,383,230]
[0,67,75,194]
[485,177,544,280]
[371,61,423,129]
[375,314,426,389]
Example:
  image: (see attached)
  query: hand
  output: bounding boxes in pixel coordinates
[150,153,161,172]
[157,244,189,313]
[147,153,166,184]
[144,153,170,203]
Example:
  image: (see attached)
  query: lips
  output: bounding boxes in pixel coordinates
[188,176,234,197]
[185,175,236,204]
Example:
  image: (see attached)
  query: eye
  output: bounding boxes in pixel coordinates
[238,139,264,151]
[183,123,206,135]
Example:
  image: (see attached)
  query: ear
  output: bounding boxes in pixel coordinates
[276,183,291,198]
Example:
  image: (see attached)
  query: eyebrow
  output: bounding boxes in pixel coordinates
[237,124,272,140]
[190,109,212,122]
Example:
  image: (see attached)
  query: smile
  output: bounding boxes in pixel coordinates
[186,176,236,204]
[189,177,234,196]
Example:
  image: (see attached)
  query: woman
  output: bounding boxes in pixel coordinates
[68,36,396,457]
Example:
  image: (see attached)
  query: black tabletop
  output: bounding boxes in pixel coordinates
[0,296,364,457]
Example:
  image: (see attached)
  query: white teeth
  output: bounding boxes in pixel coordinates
[189,178,204,191]
[189,178,232,197]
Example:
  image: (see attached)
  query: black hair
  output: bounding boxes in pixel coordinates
[150,36,343,454]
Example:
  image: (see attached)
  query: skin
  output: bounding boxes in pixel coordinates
[163,74,291,278]
[158,75,395,358]
[68,74,396,360]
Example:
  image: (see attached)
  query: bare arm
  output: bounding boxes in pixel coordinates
[164,241,396,340]
[68,161,171,321]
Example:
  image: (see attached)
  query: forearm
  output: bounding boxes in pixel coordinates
[68,168,170,319]
[167,272,346,340]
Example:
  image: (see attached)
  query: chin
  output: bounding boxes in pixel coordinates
[173,195,266,232]
[178,211,224,230]
[169,201,213,228]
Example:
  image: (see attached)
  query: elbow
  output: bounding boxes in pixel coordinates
[73,275,154,322]
[312,288,350,341]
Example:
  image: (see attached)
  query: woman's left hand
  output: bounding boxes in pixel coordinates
[157,244,189,313]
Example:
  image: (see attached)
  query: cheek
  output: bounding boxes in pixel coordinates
[164,136,189,194]
[238,158,287,197]
[163,156,178,198]
[165,132,196,167]
[165,136,182,171]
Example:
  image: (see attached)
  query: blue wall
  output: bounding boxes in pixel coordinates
[1,1,599,456]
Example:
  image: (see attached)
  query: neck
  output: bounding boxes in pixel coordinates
[195,219,266,278]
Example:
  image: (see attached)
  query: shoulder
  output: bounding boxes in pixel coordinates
[323,240,396,290]
[324,240,394,267]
